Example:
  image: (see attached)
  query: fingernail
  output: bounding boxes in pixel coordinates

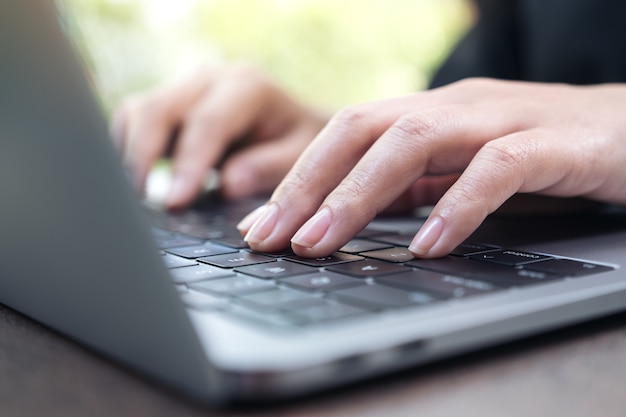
[237,205,268,234]
[291,207,332,249]
[409,215,444,256]
[244,202,279,244]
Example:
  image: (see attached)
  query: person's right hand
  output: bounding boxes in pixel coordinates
[110,63,328,209]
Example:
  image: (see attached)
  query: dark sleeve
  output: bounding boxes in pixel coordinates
[430,0,626,88]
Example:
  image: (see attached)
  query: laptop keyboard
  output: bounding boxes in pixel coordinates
[153,210,614,330]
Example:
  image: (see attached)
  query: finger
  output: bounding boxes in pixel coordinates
[245,101,523,254]
[240,82,511,224]
[121,71,212,191]
[166,67,281,209]
[409,129,577,258]
[240,96,419,251]
[288,104,524,257]
[220,126,318,199]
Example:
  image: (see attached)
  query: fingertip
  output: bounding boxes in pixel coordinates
[220,165,258,200]
[409,215,444,257]
[165,175,196,210]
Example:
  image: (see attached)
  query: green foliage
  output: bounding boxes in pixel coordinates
[63,0,471,112]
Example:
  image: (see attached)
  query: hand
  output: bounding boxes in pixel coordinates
[237,78,626,258]
[110,63,328,209]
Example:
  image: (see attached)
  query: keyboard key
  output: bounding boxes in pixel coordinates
[166,242,238,259]
[450,242,500,257]
[198,251,276,268]
[189,275,276,296]
[327,259,411,277]
[169,264,235,284]
[360,247,415,263]
[281,272,365,292]
[408,256,563,287]
[339,239,392,254]
[523,258,614,277]
[212,234,250,249]
[376,269,497,299]
[370,233,415,247]
[176,226,226,240]
[470,249,552,266]
[332,284,439,310]
[286,252,363,267]
[354,228,388,238]
[155,236,203,250]
[250,248,296,258]
[162,254,197,269]
[235,260,316,279]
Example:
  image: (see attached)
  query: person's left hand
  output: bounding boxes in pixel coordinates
[236,78,626,258]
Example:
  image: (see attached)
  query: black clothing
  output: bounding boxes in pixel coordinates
[430,0,626,87]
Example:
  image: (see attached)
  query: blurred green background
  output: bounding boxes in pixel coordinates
[63,0,472,114]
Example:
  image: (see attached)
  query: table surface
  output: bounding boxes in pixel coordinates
[1,303,625,417]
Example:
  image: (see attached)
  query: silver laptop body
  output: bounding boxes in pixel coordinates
[2,1,626,405]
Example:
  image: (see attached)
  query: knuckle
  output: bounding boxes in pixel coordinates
[481,139,533,173]
[337,174,377,216]
[388,113,440,143]
[451,77,498,92]
[125,91,166,119]
[182,104,215,134]
[331,105,370,130]
[226,62,270,89]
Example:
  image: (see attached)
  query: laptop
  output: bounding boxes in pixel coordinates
[2,1,626,406]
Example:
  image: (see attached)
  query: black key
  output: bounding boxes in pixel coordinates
[250,248,296,258]
[470,249,552,266]
[355,228,388,238]
[376,269,497,299]
[166,242,238,259]
[198,251,276,268]
[169,264,235,284]
[339,239,392,254]
[281,272,365,292]
[179,228,226,240]
[361,247,415,263]
[212,234,250,249]
[235,288,326,311]
[450,242,500,257]
[371,233,415,247]
[524,258,614,277]
[155,236,203,250]
[286,252,363,267]
[189,275,276,296]
[408,256,563,287]
[235,260,316,279]
[162,254,197,269]
[327,259,411,278]
[332,284,439,310]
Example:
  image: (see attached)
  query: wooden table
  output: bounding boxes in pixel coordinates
[1,303,625,417]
